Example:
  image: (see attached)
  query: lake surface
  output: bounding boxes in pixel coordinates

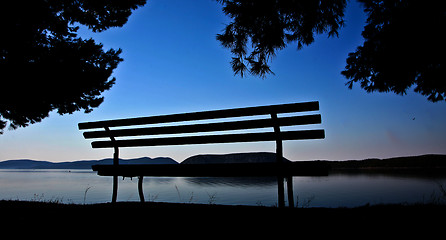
[1,169,445,207]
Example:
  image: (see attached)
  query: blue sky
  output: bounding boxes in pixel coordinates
[1,0,445,162]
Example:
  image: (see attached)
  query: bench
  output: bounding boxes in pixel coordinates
[78,101,327,207]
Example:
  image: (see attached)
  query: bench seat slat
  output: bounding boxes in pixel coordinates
[83,114,322,139]
[78,101,319,130]
[91,129,325,148]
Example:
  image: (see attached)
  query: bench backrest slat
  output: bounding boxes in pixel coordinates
[78,101,319,130]
[91,129,325,148]
[83,114,321,139]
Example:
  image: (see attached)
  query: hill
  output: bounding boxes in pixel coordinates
[181,152,290,164]
[2,153,445,171]
[0,157,178,169]
[328,154,446,170]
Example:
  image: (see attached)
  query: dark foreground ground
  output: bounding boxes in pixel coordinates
[1,200,445,236]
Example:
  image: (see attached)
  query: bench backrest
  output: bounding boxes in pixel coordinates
[79,101,324,149]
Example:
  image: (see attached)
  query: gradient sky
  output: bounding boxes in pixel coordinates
[1,0,445,162]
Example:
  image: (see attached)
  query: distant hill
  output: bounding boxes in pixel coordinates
[328,154,446,170]
[181,152,290,164]
[0,157,178,169]
[2,153,445,171]
[182,153,446,175]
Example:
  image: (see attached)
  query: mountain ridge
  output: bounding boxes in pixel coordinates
[0,157,178,169]
[1,153,445,170]
[182,152,290,164]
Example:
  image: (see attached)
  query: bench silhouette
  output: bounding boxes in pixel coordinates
[78,101,327,207]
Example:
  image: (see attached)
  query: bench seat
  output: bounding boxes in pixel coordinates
[92,161,330,178]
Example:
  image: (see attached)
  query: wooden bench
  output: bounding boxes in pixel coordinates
[78,101,327,207]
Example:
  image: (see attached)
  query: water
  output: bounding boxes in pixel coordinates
[1,169,445,207]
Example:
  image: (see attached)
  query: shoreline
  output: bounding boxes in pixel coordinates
[2,199,445,216]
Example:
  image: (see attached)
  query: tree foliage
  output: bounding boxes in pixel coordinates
[342,0,446,102]
[216,0,347,78]
[0,0,146,133]
[217,0,446,103]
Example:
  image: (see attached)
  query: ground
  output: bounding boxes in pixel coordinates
[0,200,444,236]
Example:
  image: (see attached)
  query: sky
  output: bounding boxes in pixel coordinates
[1,0,446,162]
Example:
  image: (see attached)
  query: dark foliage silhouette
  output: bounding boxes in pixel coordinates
[216,0,445,103]
[342,0,446,102]
[216,0,347,78]
[0,0,146,133]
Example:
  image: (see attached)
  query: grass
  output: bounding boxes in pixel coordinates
[1,199,446,235]
[83,186,92,204]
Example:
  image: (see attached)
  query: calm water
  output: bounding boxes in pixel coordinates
[1,169,445,207]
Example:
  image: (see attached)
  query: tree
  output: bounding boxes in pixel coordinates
[216,0,446,103]
[0,0,146,133]
[216,0,347,78]
[342,0,446,102]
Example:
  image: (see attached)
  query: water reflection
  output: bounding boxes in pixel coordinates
[330,169,446,180]
[1,169,445,207]
[182,176,277,187]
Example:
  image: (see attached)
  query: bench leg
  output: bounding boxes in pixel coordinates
[286,176,294,208]
[138,176,145,203]
[112,175,118,203]
[277,176,285,208]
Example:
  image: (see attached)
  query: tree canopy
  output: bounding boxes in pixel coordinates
[0,0,146,133]
[216,0,347,78]
[342,0,446,102]
[217,0,446,103]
